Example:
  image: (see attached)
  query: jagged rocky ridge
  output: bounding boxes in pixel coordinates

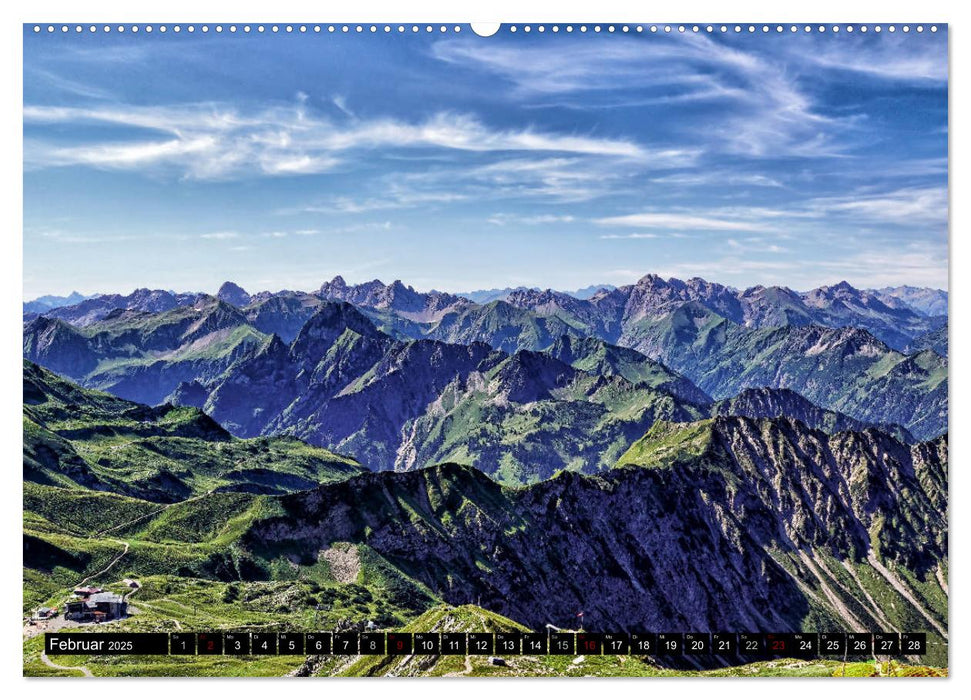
[243,415,947,664]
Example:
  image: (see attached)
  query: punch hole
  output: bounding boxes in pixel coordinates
[471,23,499,36]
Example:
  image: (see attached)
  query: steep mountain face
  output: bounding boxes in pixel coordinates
[243,291,324,343]
[23,298,271,406]
[41,288,203,327]
[22,316,100,378]
[394,350,706,483]
[420,300,590,353]
[244,417,946,662]
[506,288,622,341]
[618,309,947,440]
[546,334,711,405]
[23,361,363,502]
[711,387,915,443]
[908,326,948,357]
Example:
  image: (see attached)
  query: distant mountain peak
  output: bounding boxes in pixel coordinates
[216,281,251,307]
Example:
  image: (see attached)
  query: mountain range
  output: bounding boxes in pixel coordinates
[23,366,948,668]
[24,275,947,455]
[24,292,941,483]
[27,275,947,352]
[22,271,950,674]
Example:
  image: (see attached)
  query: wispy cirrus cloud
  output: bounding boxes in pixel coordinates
[596,212,771,231]
[432,33,895,158]
[487,213,576,226]
[598,232,660,240]
[806,186,948,225]
[595,185,948,239]
[24,101,653,180]
[38,230,135,244]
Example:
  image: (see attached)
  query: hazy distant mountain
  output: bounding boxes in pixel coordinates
[318,275,470,323]
[567,283,618,299]
[454,286,535,304]
[500,275,944,353]
[24,297,270,405]
[874,285,948,317]
[23,291,92,315]
[455,283,617,303]
[40,288,204,326]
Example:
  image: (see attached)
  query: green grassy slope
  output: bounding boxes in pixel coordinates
[24,360,363,502]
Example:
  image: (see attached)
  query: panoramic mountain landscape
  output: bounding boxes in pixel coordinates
[23,272,949,676]
[23,22,948,680]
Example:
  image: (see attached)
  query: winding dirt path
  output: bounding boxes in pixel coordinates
[40,651,92,677]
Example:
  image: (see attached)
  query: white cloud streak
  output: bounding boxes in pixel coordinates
[596,212,770,231]
[24,102,653,180]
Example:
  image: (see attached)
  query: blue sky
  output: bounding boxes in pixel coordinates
[24,25,948,298]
